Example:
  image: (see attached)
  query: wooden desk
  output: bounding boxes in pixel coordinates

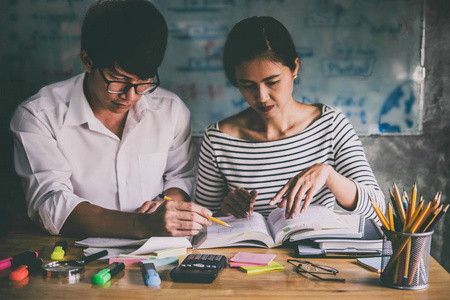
[0,230,449,299]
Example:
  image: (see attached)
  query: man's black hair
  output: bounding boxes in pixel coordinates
[81,0,168,79]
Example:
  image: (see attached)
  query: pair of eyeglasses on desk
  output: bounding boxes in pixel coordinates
[287,259,345,282]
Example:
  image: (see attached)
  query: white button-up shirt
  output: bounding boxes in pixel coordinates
[10,73,195,235]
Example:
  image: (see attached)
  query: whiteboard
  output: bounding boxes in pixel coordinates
[1,0,425,136]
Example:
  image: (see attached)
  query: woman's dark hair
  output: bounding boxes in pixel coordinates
[223,16,298,87]
[81,0,168,79]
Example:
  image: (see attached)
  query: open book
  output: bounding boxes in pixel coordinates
[191,205,364,249]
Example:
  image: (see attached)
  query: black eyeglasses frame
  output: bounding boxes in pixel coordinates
[287,259,345,282]
[98,68,160,95]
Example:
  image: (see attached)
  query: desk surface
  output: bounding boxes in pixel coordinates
[0,229,449,299]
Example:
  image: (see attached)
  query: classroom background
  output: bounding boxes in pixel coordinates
[0,0,448,272]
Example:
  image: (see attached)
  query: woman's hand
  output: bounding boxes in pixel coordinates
[217,187,257,218]
[269,164,333,218]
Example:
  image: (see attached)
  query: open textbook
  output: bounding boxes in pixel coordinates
[76,205,363,255]
[191,205,364,249]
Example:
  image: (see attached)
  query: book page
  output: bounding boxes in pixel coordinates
[267,205,349,245]
[206,212,271,238]
[192,212,275,249]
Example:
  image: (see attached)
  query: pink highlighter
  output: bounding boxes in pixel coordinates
[0,251,39,271]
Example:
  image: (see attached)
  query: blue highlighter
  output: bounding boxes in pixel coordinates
[140,261,161,286]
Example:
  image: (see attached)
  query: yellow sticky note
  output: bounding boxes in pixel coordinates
[239,261,284,275]
[153,246,187,258]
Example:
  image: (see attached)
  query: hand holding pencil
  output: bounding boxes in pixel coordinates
[158,194,233,228]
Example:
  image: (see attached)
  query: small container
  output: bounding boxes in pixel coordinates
[380,230,433,290]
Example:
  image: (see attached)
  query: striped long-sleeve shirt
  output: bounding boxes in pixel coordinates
[194,104,385,220]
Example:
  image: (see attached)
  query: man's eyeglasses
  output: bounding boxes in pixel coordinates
[98,68,160,95]
[287,259,345,282]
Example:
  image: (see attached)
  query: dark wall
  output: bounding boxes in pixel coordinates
[0,0,449,272]
[358,0,450,272]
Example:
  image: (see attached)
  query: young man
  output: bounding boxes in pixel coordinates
[10,0,212,238]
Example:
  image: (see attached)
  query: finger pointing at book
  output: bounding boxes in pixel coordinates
[269,164,358,219]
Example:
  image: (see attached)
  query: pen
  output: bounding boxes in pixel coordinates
[0,251,38,271]
[9,258,43,281]
[140,261,161,286]
[51,241,68,260]
[158,193,233,228]
[91,262,125,285]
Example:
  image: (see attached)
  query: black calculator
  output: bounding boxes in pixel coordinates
[170,254,227,283]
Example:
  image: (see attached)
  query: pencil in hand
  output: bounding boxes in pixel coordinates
[208,216,233,228]
[158,194,173,201]
[158,193,232,228]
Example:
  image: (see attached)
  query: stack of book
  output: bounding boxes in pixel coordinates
[295,218,384,258]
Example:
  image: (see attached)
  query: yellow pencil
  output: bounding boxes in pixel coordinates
[393,183,406,221]
[408,202,431,233]
[422,205,442,233]
[408,201,423,229]
[158,194,232,228]
[410,183,417,219]
[207,216,233,228]
[158,194,173,201]
[388,203,395,231]
[403,239,411,279]
[370,197,390,230]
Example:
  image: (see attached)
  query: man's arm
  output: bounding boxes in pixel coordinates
[60,201,212,238]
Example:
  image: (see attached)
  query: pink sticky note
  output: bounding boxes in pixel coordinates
[229,252,276,266]
[229,262,268,268]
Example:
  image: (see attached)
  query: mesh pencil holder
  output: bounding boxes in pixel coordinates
[380,230,433,290]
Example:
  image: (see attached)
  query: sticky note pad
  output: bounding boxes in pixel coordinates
[230,252,275,266]
[240,261,284,275]
[153,247,187,258]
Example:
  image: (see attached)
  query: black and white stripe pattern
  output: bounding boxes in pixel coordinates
[194,104,385,219]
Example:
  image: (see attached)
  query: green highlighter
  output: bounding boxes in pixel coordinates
[92,262,125,285]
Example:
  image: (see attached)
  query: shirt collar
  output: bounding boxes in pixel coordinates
[64,73,97,126]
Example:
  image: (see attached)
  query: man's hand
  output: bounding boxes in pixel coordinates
[137,200,164,214]
[146,201,212,236]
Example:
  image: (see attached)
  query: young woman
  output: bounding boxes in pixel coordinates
[195,16,385,220]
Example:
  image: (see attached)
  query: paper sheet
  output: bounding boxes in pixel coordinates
[77,236,192,258]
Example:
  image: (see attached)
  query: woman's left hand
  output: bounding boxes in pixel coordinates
[269,164,333,218]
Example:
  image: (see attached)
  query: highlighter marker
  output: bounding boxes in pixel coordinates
[9,258,43,281]
[51,241,68,260]
[140,261,161,286]
[92,262,125,285]
[0,251,38,271]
